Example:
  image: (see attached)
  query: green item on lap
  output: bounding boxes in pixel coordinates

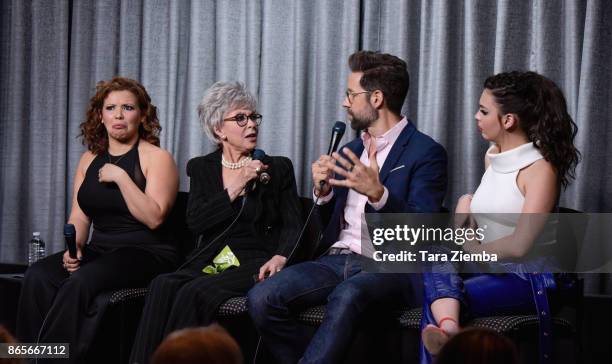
[202,245,240,274]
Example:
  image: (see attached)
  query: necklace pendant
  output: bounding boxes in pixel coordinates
[108,154,126,165]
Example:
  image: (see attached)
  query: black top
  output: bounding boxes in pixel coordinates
[185,150,303,262]
[77,141,177,263]
[219,195,261,254]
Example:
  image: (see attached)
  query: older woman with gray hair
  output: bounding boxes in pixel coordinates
[130,82,302,364]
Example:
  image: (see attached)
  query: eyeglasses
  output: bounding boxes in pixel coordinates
[223,113,263,127]
[345,90,371,104]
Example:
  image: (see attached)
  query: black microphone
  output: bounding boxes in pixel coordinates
[64,223,77,259]
[326,121,347,155]
[252,149,271,185]
[320,121,346,189]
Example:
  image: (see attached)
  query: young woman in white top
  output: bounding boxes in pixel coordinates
[419,71,580,363]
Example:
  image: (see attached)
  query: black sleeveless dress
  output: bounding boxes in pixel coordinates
[16,142,179,363]
[77,141,177,264]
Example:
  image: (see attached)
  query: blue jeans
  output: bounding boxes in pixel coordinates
[247,254,422,364]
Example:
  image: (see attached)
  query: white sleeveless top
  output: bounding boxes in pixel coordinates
[470,142,544,243]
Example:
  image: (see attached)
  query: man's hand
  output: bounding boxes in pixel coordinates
[312,155,334,197]
[326,147,384,202]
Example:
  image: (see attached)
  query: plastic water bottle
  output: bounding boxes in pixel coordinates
[28,232,46,265]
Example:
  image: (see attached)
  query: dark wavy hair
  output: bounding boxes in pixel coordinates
[348,51,409,115]
[484,71,580,188]
[79,77,161,154]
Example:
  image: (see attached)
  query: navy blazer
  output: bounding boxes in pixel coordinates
[315,120,448,255]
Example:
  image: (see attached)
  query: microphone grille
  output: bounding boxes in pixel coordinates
[64,223,76,236]
[252,149,266,161]
[332,121,346,135]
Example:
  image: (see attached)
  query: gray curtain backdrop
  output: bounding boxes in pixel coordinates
[1,0,611,292]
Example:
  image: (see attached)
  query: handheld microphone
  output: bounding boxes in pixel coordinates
[253,149,271,185]
[64,223,77,259]
[320,121,346,189]
[326,121,347,155]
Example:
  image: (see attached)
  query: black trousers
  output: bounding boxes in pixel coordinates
[16,245,175,364]
[129,249,269,364]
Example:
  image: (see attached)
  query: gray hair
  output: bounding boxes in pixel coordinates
[197,81,257,145]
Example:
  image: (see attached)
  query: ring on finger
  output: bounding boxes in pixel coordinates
[348,164,355,172]
[255,166,262,173]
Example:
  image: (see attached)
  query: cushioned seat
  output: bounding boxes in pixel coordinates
[397,307,575,332]
[216,296,329,326]
[109,287,149,305]
[396,307,422,328]
[217,296,249,317]
[215,297,575,334]
[470,315,574,333]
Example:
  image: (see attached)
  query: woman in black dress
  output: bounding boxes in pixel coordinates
[129,81,303,364]
[17,77,179,363]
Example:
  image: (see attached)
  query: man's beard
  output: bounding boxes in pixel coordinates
[349,105,378,131]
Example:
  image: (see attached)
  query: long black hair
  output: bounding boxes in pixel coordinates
[484,71,580,188]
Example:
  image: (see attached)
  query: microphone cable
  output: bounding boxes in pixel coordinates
[175,188,249,272]
[284,192,322,265]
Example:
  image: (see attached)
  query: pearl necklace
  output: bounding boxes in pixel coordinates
[221,155,252,169]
